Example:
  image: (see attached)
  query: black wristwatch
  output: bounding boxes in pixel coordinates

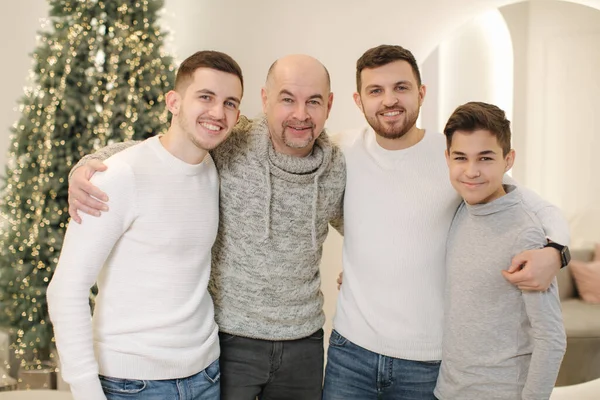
[543,241,571,268]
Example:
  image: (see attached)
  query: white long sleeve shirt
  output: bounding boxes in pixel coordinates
[47,136,220,400]
[334,128,569,361]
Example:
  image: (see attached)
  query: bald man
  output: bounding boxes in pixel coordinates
[67,54,346,400]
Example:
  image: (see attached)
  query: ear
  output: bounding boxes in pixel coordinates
[326,92,334,118]
[418,84,427,107]
[353,92,363,112]
[166,90,180,115]
[505,149,516,172]
[445,149,450,166]
[261,87,268,114]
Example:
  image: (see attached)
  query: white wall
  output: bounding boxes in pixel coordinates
[528,0,600,248]
[437,10,514,132]
[502,1,600,248]
[420,9,515,146]
[500,3,531,185]
[0,0,49,177]
[419,48,441,134]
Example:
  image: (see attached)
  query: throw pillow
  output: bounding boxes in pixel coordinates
[570,260,600,304]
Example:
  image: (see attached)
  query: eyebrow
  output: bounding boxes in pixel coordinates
[226,96,241,105]
[451,150,497,156]
[364,80,413,91]
[196,89,241,105]
[279,89,324,101]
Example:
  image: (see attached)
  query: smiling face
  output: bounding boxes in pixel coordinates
[446,129,515,205]
[354,60,425,143]
[261,55,333,157]
[168,67,242,152]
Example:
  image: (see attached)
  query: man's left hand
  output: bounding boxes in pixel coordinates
[501,247,561,291]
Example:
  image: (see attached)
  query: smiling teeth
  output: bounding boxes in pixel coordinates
[382,111,400,116]
[200,122,220,131]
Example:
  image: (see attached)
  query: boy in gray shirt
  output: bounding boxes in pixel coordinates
[434,102,566,400]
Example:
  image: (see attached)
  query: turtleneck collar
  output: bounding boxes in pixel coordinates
[250,115,334,250]
[465,184,521,216]
[253,116,332,182]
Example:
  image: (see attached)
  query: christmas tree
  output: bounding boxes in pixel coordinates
[0,0,175,366]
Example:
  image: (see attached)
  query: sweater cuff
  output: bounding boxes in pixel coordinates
[69,374,106,400]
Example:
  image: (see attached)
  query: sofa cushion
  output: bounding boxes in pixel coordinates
[561,298,600,337]
[558,249,594,300]
[557,267,575,300]
[570,260,600,304]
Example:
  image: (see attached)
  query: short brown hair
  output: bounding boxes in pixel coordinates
[175,50,244,95]
[444,102,511,156]
[356,45,422,92]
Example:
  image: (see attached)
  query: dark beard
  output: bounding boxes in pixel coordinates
[366,108,419,140]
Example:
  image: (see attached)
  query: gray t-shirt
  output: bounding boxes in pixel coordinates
[435,185,566,400]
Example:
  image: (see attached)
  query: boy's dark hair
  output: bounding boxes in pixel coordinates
[175,50,244,95]
[356,45,422,92]
[444,102,511,156]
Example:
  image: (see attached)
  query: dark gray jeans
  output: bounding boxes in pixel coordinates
[219,329,324,400]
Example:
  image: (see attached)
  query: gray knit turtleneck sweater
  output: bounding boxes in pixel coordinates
[71,115,346,340]
[210,116,345,340]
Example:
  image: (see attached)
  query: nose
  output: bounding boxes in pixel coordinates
[292,103,309,121]
[383,91,399,107]
[465,162,480,178]
[208,103,225,120]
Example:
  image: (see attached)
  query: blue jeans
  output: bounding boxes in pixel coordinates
[101,359,220,400]
[323,330,440,400]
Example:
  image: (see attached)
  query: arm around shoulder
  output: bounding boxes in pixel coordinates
[509,180,570,246]
[69,140,141,181]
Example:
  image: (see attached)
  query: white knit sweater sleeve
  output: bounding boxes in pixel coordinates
[47,160,137,400]
[503,175,570,245]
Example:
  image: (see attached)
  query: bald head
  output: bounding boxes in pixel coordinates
[261,54,334,157]
[265,54,331,92]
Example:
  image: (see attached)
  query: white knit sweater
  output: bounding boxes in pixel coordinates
[47,136,220,400]
[333,127,570,361]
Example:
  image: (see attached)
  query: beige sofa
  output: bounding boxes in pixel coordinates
[551,377,600,399]
[555,248,600,386]
[0,392,72,400]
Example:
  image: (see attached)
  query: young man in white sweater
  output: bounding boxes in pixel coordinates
[323,45,570,399]
[47,51,244,400]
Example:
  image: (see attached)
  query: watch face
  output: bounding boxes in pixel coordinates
[562,246,571,265]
